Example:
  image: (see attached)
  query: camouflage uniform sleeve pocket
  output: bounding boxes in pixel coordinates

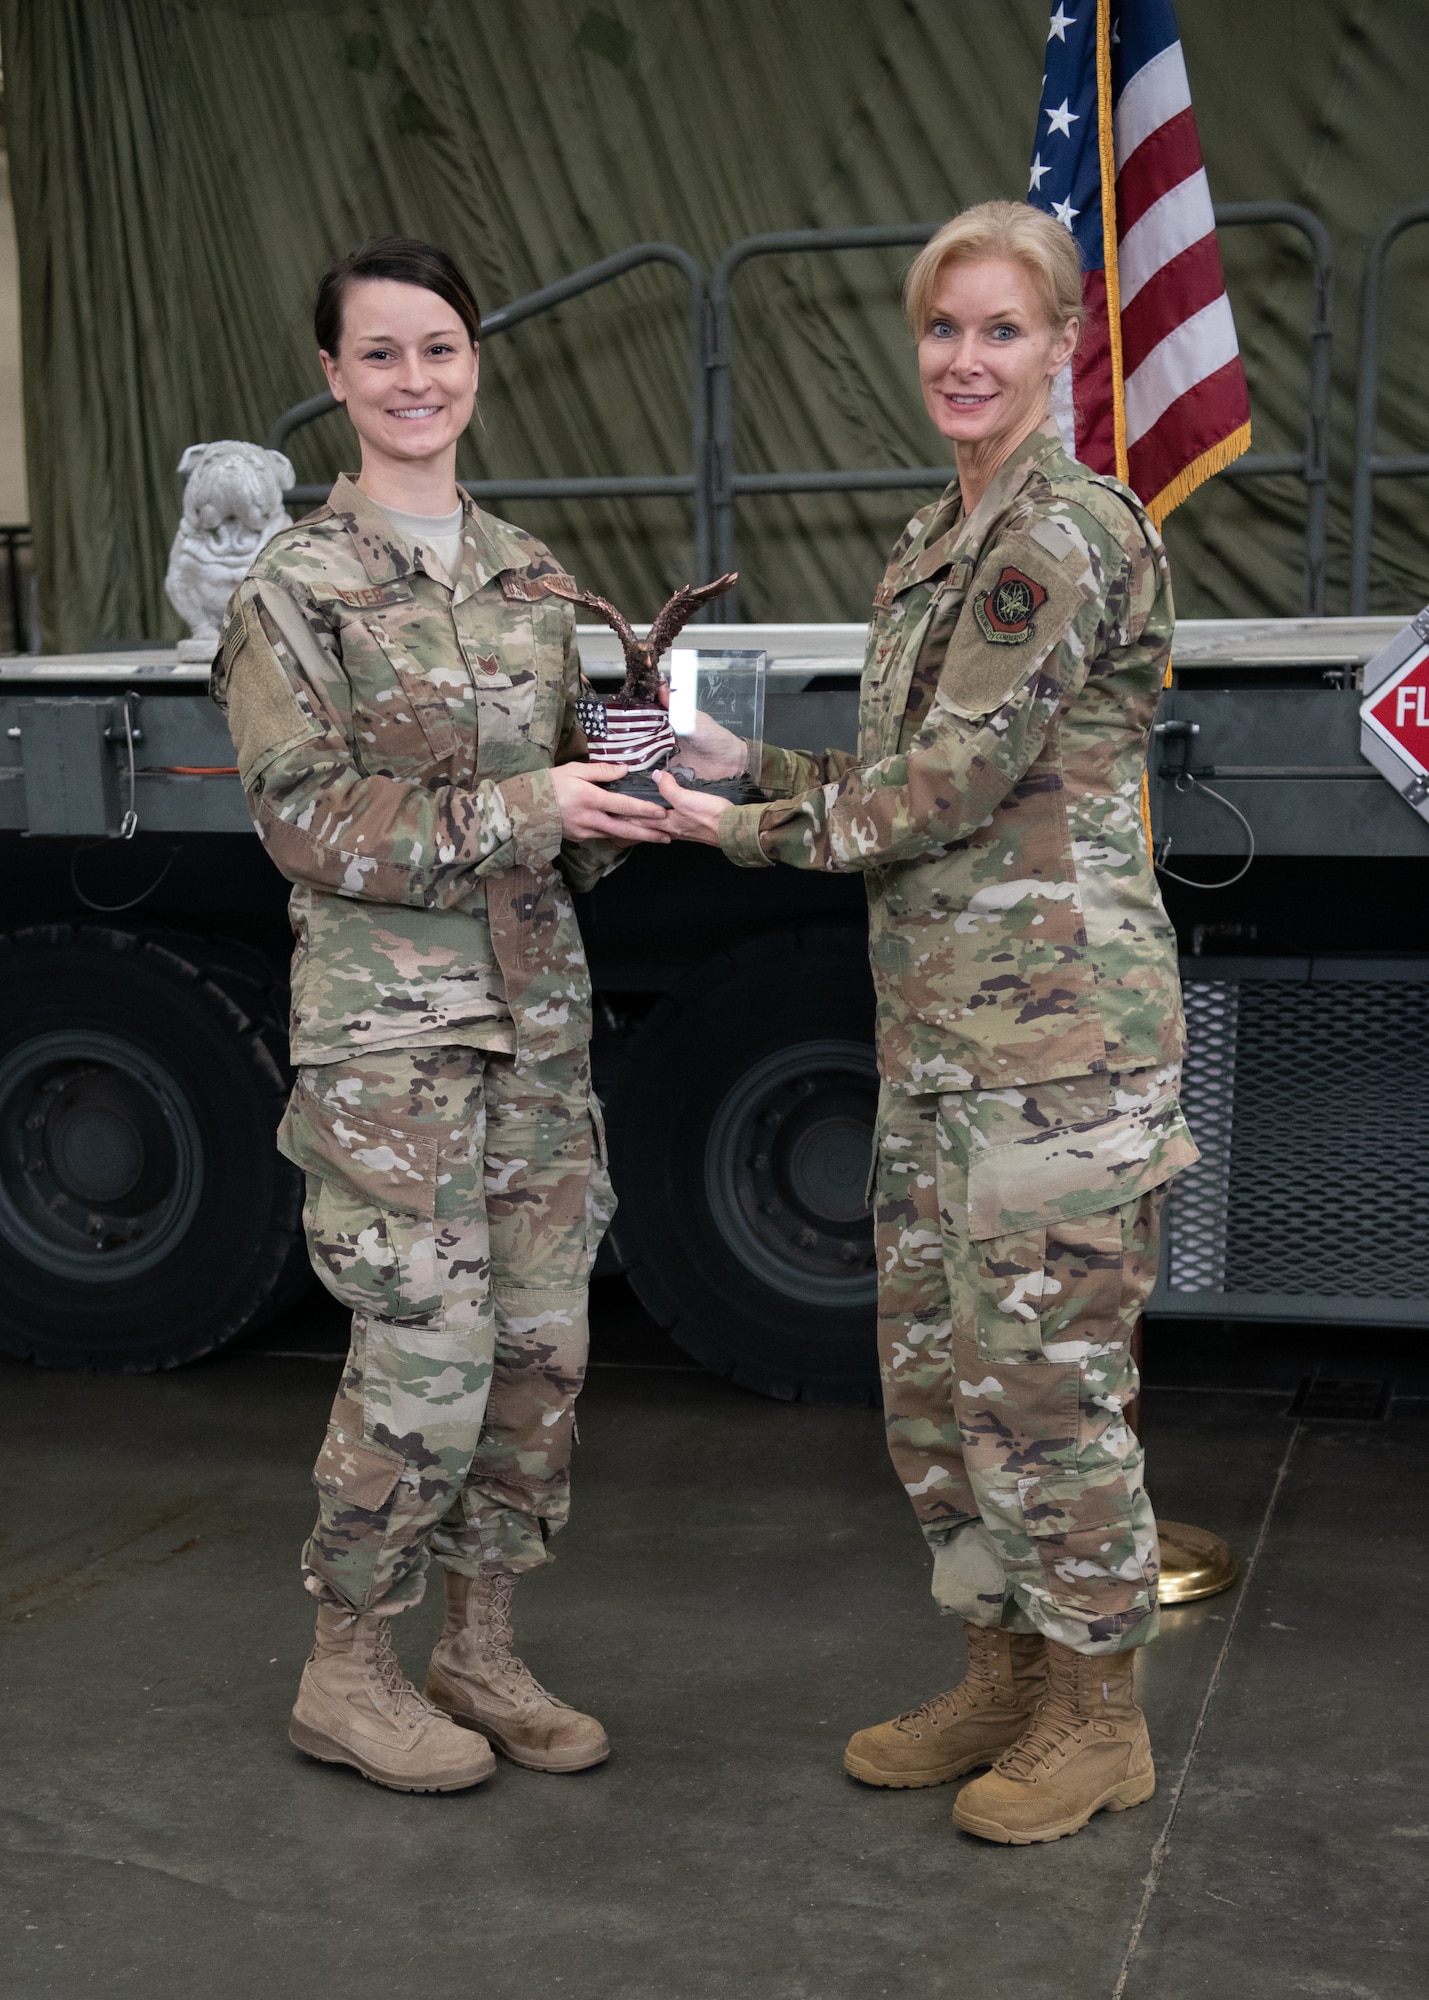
[965,1094,1198,1241]
[938,539,1094,722]
[222,590,324,784]
[312,1424,404,1511]
[278,1075,439,1220]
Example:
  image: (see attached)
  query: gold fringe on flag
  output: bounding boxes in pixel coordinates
[1145,420,1252,527]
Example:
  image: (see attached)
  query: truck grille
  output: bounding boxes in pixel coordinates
[1157,961,1429,1318]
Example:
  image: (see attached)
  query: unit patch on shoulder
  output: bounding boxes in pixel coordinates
[972,566,1048,646]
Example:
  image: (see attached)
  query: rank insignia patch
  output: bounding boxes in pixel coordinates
[972,566,1048,645]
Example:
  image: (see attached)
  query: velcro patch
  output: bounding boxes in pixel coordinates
[500,569,579,603]
[972,566,1048,646]
[1029,514,1082,563]
[331,583,411,610]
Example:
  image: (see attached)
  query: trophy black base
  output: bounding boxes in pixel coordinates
[606,767,764,806]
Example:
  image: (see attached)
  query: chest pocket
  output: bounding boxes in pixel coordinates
[363,616,462,763]
[860,560,972,763]
[462,588,567,753]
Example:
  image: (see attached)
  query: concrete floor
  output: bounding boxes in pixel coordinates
[3,1291,1426,1999]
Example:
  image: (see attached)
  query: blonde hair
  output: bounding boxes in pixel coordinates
[904,201,1083,338]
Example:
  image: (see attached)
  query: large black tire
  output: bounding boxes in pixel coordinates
[0,925,306,1369]
[607,927,880,1401]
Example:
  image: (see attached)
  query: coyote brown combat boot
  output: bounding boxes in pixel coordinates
[952,1639,1155,1843]
[843,1624,1047,1787]
[289,1604,495,1793]
[425,1568,609,1773]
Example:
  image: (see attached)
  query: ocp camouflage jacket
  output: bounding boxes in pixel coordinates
[719,426,1185,1096]
[212,475,615,1069]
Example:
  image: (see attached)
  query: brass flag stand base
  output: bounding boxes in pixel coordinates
[1156,1519,1238,1604]
[1128,1318,1239,1607]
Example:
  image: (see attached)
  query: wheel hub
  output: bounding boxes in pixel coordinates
[705,1039,879,1307]
[0,1032,202,1279]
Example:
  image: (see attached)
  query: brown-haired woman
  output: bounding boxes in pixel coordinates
[657,200,1197,1844]
[215,237,668,1792]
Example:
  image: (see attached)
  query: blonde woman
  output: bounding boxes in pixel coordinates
[657,201,1196,1844]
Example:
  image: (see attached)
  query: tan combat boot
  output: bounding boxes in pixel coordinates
[843,1624,1047,1788]
[952,1638,1155,1843]
[425,1568,610,1773]
[289,1604,496,1793]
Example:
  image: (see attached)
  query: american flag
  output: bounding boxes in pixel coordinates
[1028,0,1250,519]
[576,695,677,774]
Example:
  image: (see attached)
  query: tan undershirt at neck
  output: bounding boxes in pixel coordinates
[373,500,466,583]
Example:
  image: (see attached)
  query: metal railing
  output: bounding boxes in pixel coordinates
[267,243,712,578]
[0,525,32,654]
[702,210,1335,619]
[705,226,943,620]
[268,211,1338,621]
[1349,202,1429,614]
[1208,204,1334,614]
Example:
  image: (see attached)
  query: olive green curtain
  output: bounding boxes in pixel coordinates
[4,0,1428,651]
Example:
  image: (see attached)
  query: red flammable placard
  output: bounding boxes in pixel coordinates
[1362,644,1429,778]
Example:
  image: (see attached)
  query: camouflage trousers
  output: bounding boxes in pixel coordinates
[874,1065,1193,1656]
[278,1044,615,1615]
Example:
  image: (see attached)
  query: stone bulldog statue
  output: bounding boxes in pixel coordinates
[165,441,294,660]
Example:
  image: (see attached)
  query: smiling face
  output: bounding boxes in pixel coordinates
[916,256,1078,455]
[319,278,479,470]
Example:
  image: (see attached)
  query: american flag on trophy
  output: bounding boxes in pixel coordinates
[1028,0,1250,519]
[576,691,678,773]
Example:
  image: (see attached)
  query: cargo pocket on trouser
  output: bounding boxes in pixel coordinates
[302,1407,410,1614]
[873,1089,974,1536]
[584,1090,616,1269]
[949,1200,1161,1652]
[302,1311,501,1614]
[284,1065,500,1613]
[279,1070,446,1326]
[455,1054,597,1575]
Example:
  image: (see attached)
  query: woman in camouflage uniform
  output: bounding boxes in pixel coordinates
[215,239,668,1793]
[658,202,1197,1844]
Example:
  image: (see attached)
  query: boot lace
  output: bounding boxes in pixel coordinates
[892,1685,971,1735]
[892,1633,1012,1735]
[469,1574,570,1712]
[369,1617,440,1725]
[994,1691,1089,1778]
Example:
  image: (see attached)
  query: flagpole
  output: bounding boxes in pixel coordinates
[1095,0,1128,485]
[1092,0,1237,1611]
[1104,0,1161,876]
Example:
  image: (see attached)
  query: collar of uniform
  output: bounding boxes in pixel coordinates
[898,480,966,590]
[959,421,1065,553]
[324,474,528,597]
[876,424,1064,607]
[325,474,422,588]
[451,490,532,601]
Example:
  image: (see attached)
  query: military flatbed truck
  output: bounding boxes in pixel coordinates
[2,613,1426,1397]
